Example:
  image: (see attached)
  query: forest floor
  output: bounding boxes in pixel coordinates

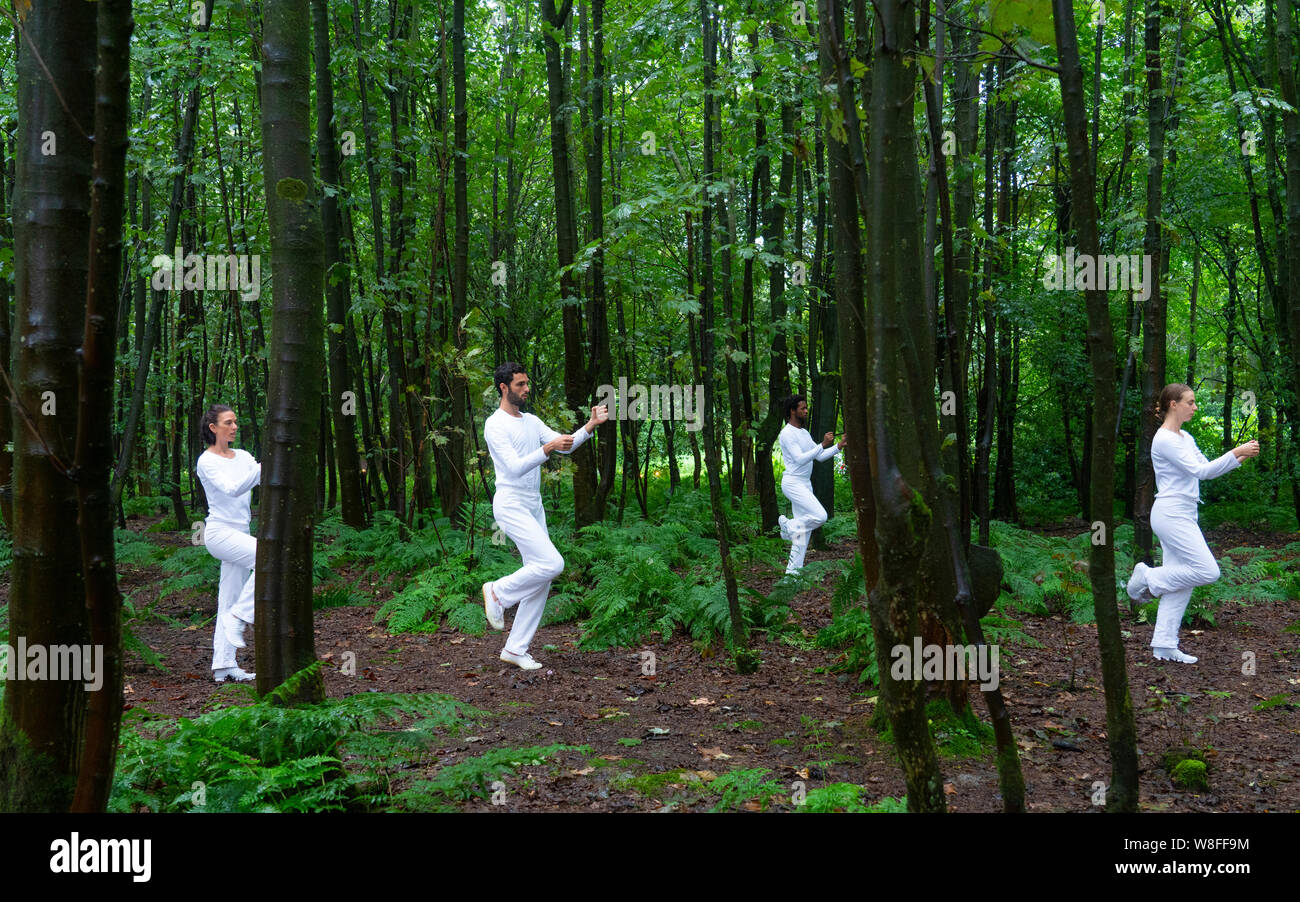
[11,518,1300,813]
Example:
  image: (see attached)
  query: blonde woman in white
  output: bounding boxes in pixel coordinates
[1127,384,1259,663]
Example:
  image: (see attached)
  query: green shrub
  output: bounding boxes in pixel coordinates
[111,684,483,813]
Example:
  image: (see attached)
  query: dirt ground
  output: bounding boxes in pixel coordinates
[10,520,1300,812]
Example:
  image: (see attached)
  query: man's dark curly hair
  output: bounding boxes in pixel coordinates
[494,361,528,397]
[780,394,806,422]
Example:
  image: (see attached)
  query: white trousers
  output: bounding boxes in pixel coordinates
[204,523,256,670]
[1146,497,1220,649]
[782,474,827,573]
[492,488,564,656]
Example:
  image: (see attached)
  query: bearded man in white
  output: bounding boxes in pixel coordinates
[481,362,609,670]
[777,395,846,574]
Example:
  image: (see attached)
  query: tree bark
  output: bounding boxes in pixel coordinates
[1134,0,1167,564]
[0,0,97,811]
[1052,0,1140,811]
[255,0,326,701]
[699,0,754,673]
[313,0,365,528]
[111,0,215,510]
[70,0,133,812]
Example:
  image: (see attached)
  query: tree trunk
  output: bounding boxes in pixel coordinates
[70,0,133,813]
[1134,0,1167,565]
[112,0,216,510]
[0,0,97,811]
[313,0,365,528]
[1275,0,1300,517]
[699,0,753,673]
[585,0,615,519]
[436,0,470,525]
[1052,0,1140,812]
[255,0,325,701]
[542,0,601,528]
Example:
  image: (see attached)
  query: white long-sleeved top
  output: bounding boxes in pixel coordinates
[1151,427,1240,505]
[779,422,839,480]
[485,407,590,494]
[197,448,261,530]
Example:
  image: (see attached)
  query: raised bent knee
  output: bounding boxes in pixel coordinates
[541,554,565,580]
[1197,560,1221,585]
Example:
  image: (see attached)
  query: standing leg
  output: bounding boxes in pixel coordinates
[1147,501,1219,657]
[492,490,564,659]
[204,525,257,670]
[783,475,828,574]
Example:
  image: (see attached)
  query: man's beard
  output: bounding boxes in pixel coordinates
[795,412,806,428]
[507,389,528,410]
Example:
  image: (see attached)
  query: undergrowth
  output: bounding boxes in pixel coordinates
[798,784,908,813]
[993,520,1296,629]
[111,677,487,813]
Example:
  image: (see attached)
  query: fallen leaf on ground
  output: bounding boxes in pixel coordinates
[449,637,465,645]
[570,767,595,776]
[690,697,714,706]
[699,747,731,760]
[944,783,957,795]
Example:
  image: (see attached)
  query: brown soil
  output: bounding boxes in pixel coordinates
[8,520,1300,812]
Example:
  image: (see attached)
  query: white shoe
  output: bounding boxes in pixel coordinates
[214,666,256,682]
[500,650,543,671]
[1153,647,1197,664]
[1127,561,1154,602]
[483,581,504,630]
[223,611,248,649]
[778,515,791,540]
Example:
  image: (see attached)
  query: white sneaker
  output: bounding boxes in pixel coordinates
[223,611,248,649]
[1127,561,1154,602]
[500,650,543,671]
[483,582,504,630]
[778,515,791,540]
[214,666,256,682]
[1153,647,1197,664]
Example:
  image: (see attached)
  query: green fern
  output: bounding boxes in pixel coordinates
[111,689,483,813]
[815,555,879,686]
[708,767,787,812]
[798,783,907,813]
[387,743,585,812]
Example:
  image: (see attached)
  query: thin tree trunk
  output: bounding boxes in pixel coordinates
[1135,0,1167,564]
[1052,0,1140,812]
[313,0,365,527]
[699,0,753,673]
[111,0,216,509]
[437,0,470,525]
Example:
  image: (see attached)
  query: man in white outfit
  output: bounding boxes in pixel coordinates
[778,395,846,574]
[482,362,609,670]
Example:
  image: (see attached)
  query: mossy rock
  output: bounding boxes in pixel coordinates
[1170,759,1208,792]
[1161,746,1205,774]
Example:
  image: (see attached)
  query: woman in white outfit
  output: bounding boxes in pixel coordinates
[777,395,846,574]
[196,404,261,682]
[1126,384,1259,663]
